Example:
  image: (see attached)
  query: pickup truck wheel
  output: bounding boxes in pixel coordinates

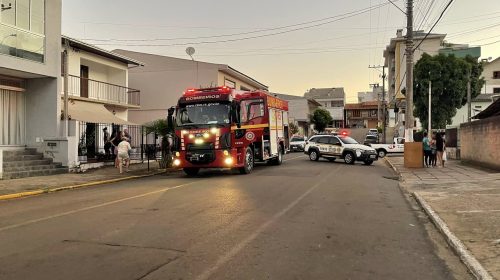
[377,149,387,158]
[364,160,374,165]
[239,147,254,174]
[344,152,355,165]
[309,150,320,161]
[183,168,200,176]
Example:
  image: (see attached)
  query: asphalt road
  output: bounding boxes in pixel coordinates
[0,153,462,280]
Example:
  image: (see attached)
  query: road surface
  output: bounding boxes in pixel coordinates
[0,154,467,279]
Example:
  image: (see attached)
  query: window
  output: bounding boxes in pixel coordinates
[331,100,343,107]
[240,86,250,91]
[493,71,500,79]
[0,0,16,25]
[16,0,30,30]
[475,106,482,109]
[31,0,44,34]
[329,137,341,145]
[291,136,305,142]
[240,99,264,123]
[494,88,500,94]
[224,78,235,89]
[317,137,330,144]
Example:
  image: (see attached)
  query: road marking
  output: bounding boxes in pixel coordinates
[456,209,500,214]
[0,181,197,233]
[195,165,338,280]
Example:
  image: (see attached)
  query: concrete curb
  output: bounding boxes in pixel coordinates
[0,171,165,201]
[413,192,493,280]
[383,157,402,180]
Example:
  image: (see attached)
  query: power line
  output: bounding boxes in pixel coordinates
[413,0,454,52]
[386,0,406,14]
[83,2,392,43]
[417,0,436,30]
[480,39,500,46]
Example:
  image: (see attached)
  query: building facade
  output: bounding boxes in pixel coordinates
[345,101,379,129]
[304,87,345,128]
[61,37,143,165]
[1,0,61,148]
[482,57,500,97]
[113,50,268,125]
[449,94,494,127]
[272,93,321,137]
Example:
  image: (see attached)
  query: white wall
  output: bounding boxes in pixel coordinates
[449,100,493,127]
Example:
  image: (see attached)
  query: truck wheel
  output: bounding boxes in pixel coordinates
[183,168,200,176]
[271,146,283,165]
[364,160,374,165]
[309,150,320,161]
[344,152,355,165]
[239,147,254,174]
[377,149,387,158]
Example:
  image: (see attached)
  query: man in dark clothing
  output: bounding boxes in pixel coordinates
[436,132,445,167]
[103,127,111,159]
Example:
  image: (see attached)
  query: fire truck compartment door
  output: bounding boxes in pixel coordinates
[269,108,278,155]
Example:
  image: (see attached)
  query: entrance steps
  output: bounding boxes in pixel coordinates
[1,149,67,179]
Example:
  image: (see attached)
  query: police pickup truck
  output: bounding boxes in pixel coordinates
[304,134,378,165]
[368,137,405,158]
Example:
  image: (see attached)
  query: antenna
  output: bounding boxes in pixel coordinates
[186,47,195,60]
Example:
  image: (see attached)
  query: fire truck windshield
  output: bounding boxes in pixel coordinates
[176,103,230,127]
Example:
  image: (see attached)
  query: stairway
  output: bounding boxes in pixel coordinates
[1,149,68,180]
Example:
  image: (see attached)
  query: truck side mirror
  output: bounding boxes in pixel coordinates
[231,101,241,129]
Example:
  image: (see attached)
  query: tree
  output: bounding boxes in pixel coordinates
[289,122,299,135]
[310,108,333,133]
[413,53,484,129]
[144,108,176,169]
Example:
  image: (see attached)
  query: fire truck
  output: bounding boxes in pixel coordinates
[172,86,290,176]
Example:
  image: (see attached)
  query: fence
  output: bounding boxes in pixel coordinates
[67,75,140,106]
[78,122,160,163]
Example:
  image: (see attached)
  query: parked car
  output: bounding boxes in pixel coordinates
[290,135,307,152]
[367,137,405,158]
[363,134,379,145]
[304,134,378,165]
[367,128,379,136]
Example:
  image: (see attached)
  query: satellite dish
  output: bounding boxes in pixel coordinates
[186,47,195,60]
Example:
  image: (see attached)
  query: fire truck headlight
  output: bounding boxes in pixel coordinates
[173,159,181,166]
[194,138,204,145]
[189,134,195,139]
[203,132,210,139]
[210,127,219,134]
[224,157,233,165]
[223,150,229,156]
[181,130,188,135]
[175,152,180,157]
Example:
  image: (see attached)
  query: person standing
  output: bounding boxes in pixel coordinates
[117,137,131,173]
[103,127,111,159]
[422,132,431,167]
[436,132,445,167]
[110,130,123,168]
[430,133,437,167]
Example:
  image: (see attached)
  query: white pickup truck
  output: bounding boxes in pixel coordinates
[368,137,405,158]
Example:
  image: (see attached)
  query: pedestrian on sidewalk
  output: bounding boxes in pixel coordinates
[423,132,431,167]
[430,133,437,167]
[103,127,111,159]
[436,132,445,167]
[117,137,131,174]
[110,130,124,168]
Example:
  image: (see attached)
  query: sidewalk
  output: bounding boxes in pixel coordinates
[386,156,500,279]
[0,161,166,198]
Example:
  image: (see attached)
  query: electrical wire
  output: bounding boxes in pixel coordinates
[413,0,455,52]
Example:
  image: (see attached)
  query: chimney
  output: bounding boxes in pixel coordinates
[396,29,403,38]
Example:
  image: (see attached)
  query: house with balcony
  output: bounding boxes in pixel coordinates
[61,36,143,165]
[0,0,68,179]
[345,101,379,129]
[113,49,268,125]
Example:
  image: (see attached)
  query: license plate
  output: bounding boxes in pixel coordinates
[370,155,376,159]
[190,155,200,161]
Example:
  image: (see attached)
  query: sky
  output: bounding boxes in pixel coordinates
[62,0,500,103]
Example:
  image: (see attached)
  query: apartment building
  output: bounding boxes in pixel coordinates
[304,87,345,128]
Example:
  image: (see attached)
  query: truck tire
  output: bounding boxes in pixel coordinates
[270,145,283,165]
[183,168,200,176]
[309,149,320,161]
[377,149,387,158]
[239,147,254,174]
[344,152,355,165]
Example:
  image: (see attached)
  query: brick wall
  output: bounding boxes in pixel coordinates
[460,115,500,171]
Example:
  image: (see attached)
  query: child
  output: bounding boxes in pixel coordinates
[117,137,131,173]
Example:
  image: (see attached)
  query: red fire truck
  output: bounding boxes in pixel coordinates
[172,86,290,175]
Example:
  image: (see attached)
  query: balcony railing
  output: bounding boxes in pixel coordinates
[66,75,140,106]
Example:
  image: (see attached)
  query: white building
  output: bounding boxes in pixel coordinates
[1,0,65,179]
[482,57,500,97]
[304,87,345,128]
[272,93,322,137]
[449,94,494,127]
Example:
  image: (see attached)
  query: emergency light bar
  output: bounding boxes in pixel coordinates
[183,86,232,95]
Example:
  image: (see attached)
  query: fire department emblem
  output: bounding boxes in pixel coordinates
[245,132,256,141]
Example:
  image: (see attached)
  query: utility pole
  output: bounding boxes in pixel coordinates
[405,0,414,142]
[369,65,387,143]
[63,38,70,137]
[467,69,471,122]
[369,82,380,127]
[428,79,432,134]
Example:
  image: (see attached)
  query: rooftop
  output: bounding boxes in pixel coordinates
[474,98,500,119]
[304,88,345,99]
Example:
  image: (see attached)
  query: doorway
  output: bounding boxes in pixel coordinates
[80,65,89,98]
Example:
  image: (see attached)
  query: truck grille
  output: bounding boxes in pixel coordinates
[186,143,216,164]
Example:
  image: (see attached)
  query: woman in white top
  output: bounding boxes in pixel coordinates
[117,137,131,173]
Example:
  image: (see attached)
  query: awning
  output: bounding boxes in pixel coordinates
[68,100,136,125]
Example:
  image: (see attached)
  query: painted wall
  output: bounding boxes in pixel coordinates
[0,0,61,78]
[449,100,493,127]
[482,59,500,94]
[460,115,500,171]
[217,72,259,91]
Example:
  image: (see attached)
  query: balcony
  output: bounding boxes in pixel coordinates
[65,75,140,107]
